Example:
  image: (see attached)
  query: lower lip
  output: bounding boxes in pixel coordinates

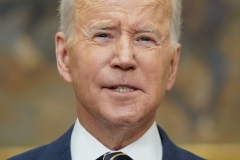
[103,88,140,95]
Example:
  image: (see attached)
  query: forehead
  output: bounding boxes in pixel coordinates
[76,0,171,8]
[75,0,172,20]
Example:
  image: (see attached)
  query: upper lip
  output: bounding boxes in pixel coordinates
[104,84,139,90]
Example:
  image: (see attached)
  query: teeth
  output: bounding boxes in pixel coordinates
[114,86,134,93]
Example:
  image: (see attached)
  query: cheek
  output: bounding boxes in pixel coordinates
[69,44,113,88]
[141,52,171,80]
[139,51,172,97]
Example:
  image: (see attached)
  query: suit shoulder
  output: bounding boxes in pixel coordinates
[157,125,206,160]
[8,125,73,160]
[172,144,206,160]
[8,145,46,160]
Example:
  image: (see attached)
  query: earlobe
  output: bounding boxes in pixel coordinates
[55,32,73,83]
[166,43,181,91]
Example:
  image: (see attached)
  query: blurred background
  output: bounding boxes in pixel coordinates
[0,0,240,159]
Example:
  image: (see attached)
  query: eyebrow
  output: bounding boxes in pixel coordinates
[90,23,116,30]
[136,27,161,37]
[89,22,162,38]
[138,27,159,33]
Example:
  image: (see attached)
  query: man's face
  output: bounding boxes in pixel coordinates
[56,0,180,127]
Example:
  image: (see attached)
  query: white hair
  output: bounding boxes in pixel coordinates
[59,0,182,48]
[170,0,182,48]
[59,0,75,42]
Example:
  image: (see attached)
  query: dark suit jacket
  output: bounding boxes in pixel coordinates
[8,125,205,160]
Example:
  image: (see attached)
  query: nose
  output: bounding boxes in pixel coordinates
[110,35,137,71]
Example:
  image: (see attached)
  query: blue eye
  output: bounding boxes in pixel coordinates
[140,37,152,41]
[93,33,113,44]
[134,35,159,47]
[96,34,108,38]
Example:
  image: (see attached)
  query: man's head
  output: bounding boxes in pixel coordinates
[59,0,182,48]
[55,0,181,130]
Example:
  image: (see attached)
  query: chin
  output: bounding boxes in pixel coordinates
[103,112,148,128]
[97,102,156,128]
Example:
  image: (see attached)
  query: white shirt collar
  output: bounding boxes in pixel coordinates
[71,119,162,160]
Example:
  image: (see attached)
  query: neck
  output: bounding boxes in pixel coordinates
[77,109,155,150]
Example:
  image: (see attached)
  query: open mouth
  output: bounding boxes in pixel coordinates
[109,86,136,93]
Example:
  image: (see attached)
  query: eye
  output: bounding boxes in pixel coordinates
[95,33,109,38]
[139,36,153,42]
[93,33,114,44]
[135,35,158,48]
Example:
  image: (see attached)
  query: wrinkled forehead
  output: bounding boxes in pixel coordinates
[75,0,172,18]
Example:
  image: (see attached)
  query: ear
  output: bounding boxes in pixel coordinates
[55,32,73,83]
[166,43,181,91]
